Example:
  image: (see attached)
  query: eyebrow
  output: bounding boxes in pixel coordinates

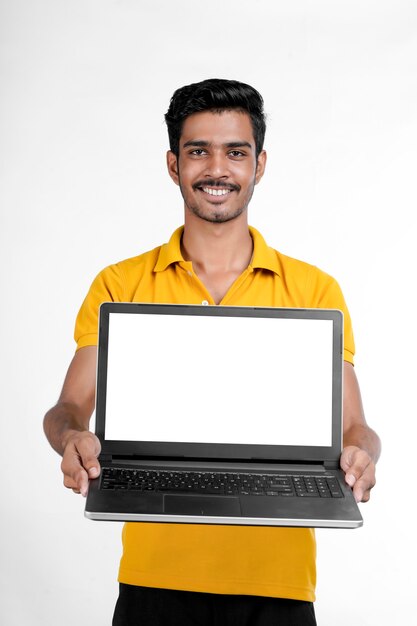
[182,140,253,150]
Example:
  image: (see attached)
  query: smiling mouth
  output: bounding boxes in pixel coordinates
[201,187,232,196]
[194,181,239,200]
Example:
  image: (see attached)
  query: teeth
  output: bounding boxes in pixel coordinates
[202,187,231,196]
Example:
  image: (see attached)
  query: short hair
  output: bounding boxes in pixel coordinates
[165,78,266,157]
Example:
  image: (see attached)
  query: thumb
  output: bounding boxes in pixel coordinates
[76,434,101,482]
[77,453,100,497]
[340,446,360,487]
[84,458,100,479]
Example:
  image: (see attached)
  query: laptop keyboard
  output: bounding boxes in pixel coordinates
[100,468,344,498]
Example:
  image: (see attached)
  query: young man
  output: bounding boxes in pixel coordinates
[44,78,381,626]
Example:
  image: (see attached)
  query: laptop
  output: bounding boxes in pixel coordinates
[85,302,363,528]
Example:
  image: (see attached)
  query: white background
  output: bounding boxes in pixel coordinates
[1,1,416,624]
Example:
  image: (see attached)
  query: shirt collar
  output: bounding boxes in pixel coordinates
[248,226,281,276]
[154,225,281,276]
[154,226,185,272]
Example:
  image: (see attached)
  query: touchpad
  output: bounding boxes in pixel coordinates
[164,495,241,517]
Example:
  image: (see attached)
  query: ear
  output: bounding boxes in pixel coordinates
[166,150,180,186]
[255,150,267,185]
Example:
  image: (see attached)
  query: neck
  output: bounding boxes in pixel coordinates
[181,213,253,275]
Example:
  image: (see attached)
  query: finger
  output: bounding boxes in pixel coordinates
[62,458,89,496]
[61,447,95,496]
[61,435,101,496]
[80,454,101,479]
[340,445,360,473]
[77,437,101,479]
[340,447,356,485]
[342,449,372,488]
[352,466,376,503]
[63,475,79,490]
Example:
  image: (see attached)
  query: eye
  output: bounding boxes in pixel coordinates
[228,150,245,158]
[189,149,207,156]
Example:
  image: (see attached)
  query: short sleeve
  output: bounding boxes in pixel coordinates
[307,269,355,365]
[74,264,124,350]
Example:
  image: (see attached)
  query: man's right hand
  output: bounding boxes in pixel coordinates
[61,430,101,497]
[43,346,99,495]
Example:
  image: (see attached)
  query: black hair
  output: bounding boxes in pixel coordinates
[164,78,266,157]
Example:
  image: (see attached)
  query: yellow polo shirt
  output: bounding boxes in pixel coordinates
[75,226,355,601]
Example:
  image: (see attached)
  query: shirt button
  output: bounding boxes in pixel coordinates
[187,271,193,276]
[201,300,209,306]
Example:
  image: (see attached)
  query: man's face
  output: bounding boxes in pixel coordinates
[167,110,266,224]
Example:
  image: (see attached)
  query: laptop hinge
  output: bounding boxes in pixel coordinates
[250,458,323,468]
[324,460,340,470]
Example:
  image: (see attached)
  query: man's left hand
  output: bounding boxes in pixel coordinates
[340,445,376,503]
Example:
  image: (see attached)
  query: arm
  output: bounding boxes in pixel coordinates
[43,345,101,497]
[340,362,381,502]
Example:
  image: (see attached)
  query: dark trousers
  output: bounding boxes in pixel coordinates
[112,584,317,626]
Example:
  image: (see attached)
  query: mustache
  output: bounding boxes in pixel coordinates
[193,180,240,192]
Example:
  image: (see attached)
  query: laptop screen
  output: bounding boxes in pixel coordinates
[103,310,334,448]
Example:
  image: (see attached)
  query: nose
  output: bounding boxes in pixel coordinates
[204,150,230,180]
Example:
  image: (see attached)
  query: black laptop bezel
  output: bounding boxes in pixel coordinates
[95,303,344,464]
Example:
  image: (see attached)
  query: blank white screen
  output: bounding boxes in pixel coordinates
[104,312,334,447]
